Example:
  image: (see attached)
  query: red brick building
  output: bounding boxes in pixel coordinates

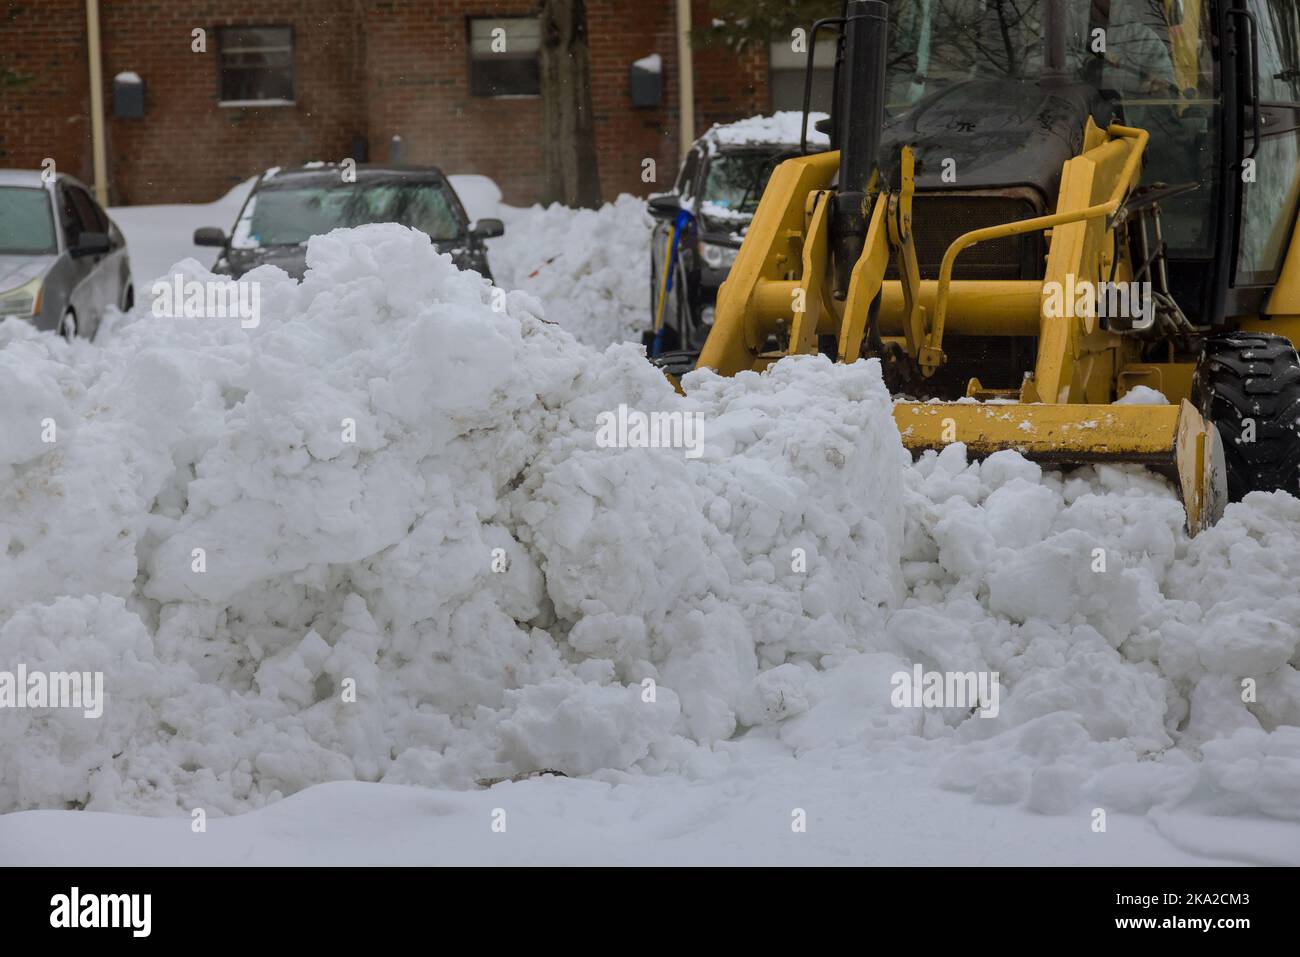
[0,0,819,207]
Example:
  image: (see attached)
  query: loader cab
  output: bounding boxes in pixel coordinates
[860,0,1300,330]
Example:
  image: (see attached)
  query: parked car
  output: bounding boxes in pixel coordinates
[645,113,829,355]
[195,164,504,282]
[0,169,133,339]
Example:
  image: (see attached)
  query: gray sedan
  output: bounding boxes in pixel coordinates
[0,169,133,339]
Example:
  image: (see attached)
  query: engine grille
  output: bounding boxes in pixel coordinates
[887,191,1045,281]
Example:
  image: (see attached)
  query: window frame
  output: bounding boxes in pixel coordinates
[56,183,88,247]
[1230,0,1300,288]
[675,147,702,199]
[69,185,108,235]
[216,24,296,108]
[768,37,836,114]
[1234,105,1300,287]
[466,15,542,99]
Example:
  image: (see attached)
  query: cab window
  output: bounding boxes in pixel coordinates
[1102,0,1220,260]
[1236,0,1300,286]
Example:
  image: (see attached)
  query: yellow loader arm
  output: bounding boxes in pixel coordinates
[692,123,1229,534]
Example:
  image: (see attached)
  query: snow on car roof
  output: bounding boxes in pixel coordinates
[254,164,451,189]
[0,169,53,188]
[702,110,830,149]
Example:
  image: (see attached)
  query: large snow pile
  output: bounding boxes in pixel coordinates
[889,451,1300,821]
[487,195,651,349]
[1,223,1297,834]
[0,223,901,815]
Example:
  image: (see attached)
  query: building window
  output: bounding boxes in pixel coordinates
[218,26,295,106]
[468,17,541,97]
[769,39,835,113]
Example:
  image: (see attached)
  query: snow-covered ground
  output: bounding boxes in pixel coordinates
[2,186,1297,867]
[109,178,256,288]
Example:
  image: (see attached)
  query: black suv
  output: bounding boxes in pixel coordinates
[195,164,503,282]
[645,119,827,355]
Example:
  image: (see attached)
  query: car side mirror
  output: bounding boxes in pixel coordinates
[193,226,229,247]
[71,231,111,257]
[647,193,681,219]
[471,218,504,240]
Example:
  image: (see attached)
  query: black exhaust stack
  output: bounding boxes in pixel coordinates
[832,0,889,300]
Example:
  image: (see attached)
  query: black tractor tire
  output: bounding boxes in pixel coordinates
[1192,332,1300,503]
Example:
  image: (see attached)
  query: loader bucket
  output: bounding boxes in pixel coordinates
[893,399,1229,534]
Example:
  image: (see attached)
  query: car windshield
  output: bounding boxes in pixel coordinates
[0,186,57,255]
[236,178,464,248]
[699,151,780,218]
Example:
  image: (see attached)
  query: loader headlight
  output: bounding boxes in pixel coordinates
[0,275,43,318]
[700,241,738,270]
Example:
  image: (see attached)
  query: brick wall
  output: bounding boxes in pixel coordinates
[100,0,364,205]
[373,0,770,204]
[586,1,769,200]
[1,0,776,207]
[1,0,93,184]
[362,0,546,206]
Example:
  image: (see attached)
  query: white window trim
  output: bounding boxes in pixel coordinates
[218,98,296,108]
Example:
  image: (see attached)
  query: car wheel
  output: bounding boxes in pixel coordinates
[59,309,77,340]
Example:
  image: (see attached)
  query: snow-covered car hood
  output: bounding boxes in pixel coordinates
[0,254,56,292]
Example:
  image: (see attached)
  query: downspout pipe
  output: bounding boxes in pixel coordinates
[86,0,109,206]
[676,0,695,161]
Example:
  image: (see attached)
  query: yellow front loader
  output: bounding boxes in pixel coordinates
[678,0,1300,533]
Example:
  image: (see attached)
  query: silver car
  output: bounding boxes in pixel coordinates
[0,169,133,339]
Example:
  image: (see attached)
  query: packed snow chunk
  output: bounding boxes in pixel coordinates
[895,445,1300,821]
[495,678,680,776]
[0,326,75,467]
[0,596,181,813]
[488,195,652,348]
[516,351,907,740]
[1114,385,1169,405]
